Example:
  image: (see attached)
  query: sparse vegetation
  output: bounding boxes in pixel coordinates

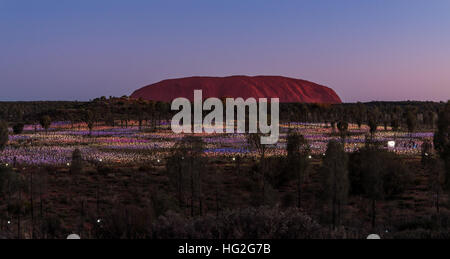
[0,100,448,238]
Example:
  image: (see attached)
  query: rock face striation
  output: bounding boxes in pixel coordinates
[130,75,342,103]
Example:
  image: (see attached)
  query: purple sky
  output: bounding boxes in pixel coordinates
[1,0,450,102]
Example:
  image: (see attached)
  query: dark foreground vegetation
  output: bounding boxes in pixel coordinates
[0,98,448,239]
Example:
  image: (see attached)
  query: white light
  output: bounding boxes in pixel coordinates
[387,141,396,148]
[97,219,101,223]
[322,153,326,156]
[67,163,70,166]
[5,163,8,167]
[308,155,312,159]
[232,157,236,161]
[67,234,81,239]
[7,221,11,224]
[367,234,381,239]
[99,159,103,162]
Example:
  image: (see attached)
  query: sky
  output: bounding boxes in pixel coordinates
[1,0,450,102]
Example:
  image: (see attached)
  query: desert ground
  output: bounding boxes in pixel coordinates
[0,112,447,239]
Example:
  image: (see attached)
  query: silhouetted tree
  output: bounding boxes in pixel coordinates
[433,102,449,190]
[406,111,417,137]
[0,121,8,153]
[330,121,336,133]
[35,170,48,219]
[368,107,381,140]
[166,152,187,210]
[382,113,390,131]
[0,166,20,203]
[134,102,145,130]
[167,136,205,217]
[12,123,24,134]
[104,112,115,127]
[360,145,385,229]
[321,140,349,229]
[247,133,268,205]
[337,120,349,144]
[39,115,51,133]
[391,116,400,132]
[70,149,83,174]
[84,110,95,136]
[355,102,366,129]
[428,159,445,216]
[368,118,377,140]
[286,132,310,208]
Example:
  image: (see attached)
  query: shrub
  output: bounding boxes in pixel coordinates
[70,149,83,174]
[12,123,24,134]
[349,148,413,199]
[151,207,325,239]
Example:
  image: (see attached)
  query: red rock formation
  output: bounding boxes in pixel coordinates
[130,75,342,103]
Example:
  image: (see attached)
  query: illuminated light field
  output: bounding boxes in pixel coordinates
[1,121,433,166]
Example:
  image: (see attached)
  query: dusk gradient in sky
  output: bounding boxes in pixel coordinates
[1,0,450,102]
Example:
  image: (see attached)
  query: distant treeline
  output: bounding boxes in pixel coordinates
[0,97,447,132]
